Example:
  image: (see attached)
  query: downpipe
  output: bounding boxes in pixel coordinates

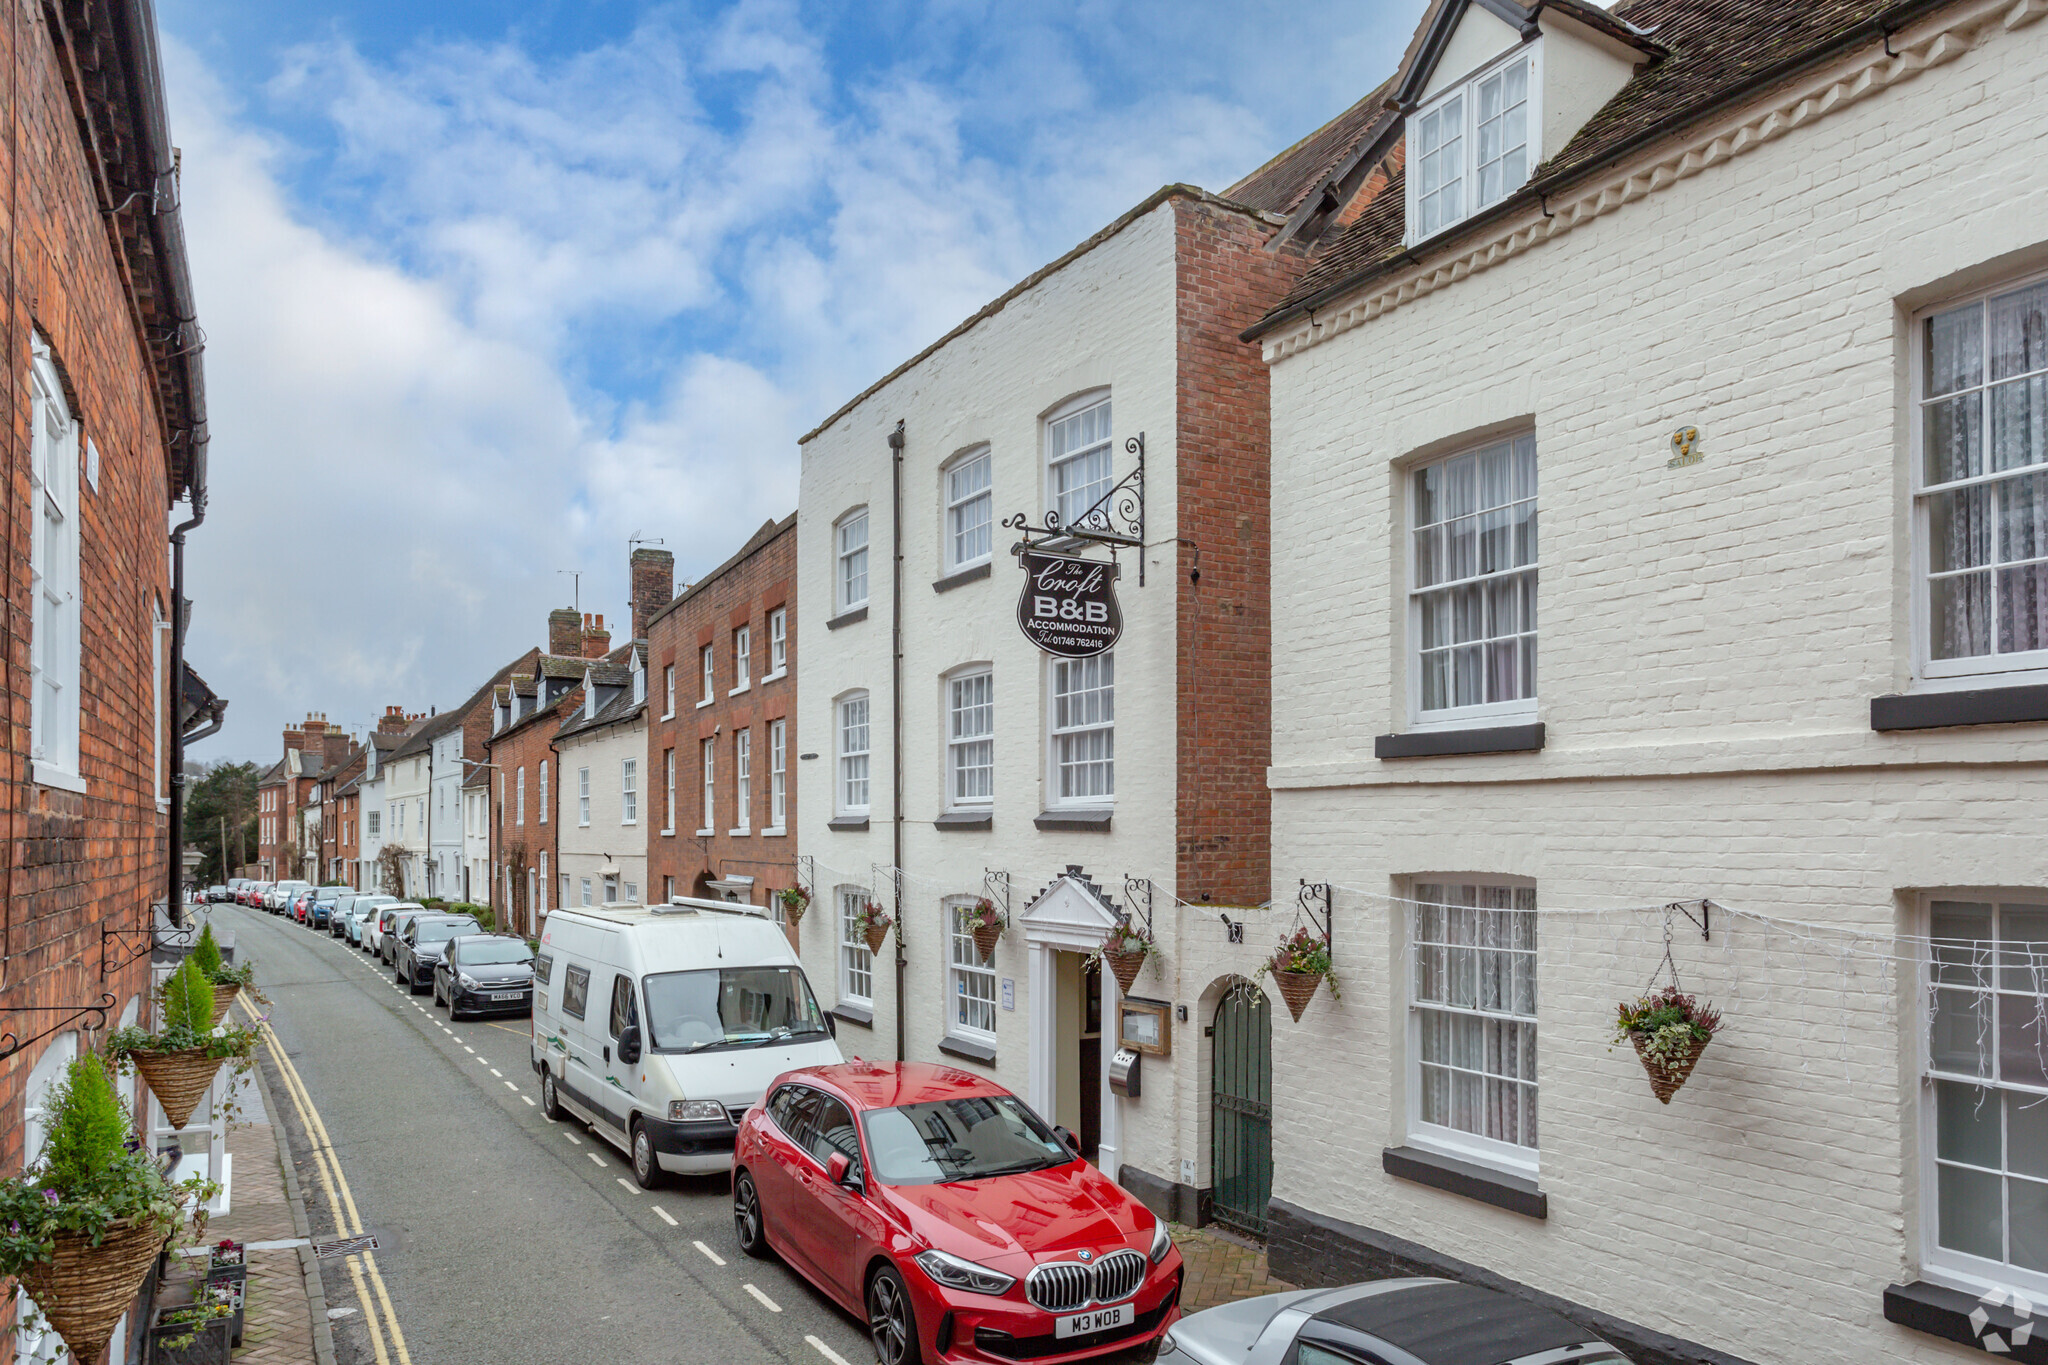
[889,420,906,1063]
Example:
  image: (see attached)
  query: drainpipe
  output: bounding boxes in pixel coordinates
[889,419,907,1063]
[166,455,205,927]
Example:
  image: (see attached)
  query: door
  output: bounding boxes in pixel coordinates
[559,962,603,1109]
[1077,961,1101,1160]
[791,1093,867,1306]
[758,1085,823,1270]
[602,972,642,1133]
[1210,986,1273,1237]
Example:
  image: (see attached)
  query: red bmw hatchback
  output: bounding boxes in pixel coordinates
[733,1061,1182,1365]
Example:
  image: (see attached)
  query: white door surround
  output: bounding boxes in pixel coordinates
[1019,865,1124,1176]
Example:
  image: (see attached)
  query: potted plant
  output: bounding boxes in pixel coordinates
[0,1052,213,1365]
[109,957,260,1130]
[1089,920,1153,995]
[775,885,811,926]
[855,900,893,954]
[146,1286,235,1365]
[1612,985,1723,1103]
[188,922,256,1027]
[964,898,1007,963]
[205,1238,247,1346]
[1257,926,1339,1022]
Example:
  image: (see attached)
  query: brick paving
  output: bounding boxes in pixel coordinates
[190,1120,328,1364]
[1173,1223,1296,1313]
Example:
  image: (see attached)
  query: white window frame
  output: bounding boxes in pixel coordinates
[28,334,81,792]
[699,739,715,836]
[1047,653,1113,808]
[1404,42,1543,246]
[699,645,714,707]
[663,664,676,719]
[837,885,873,1006]
[580,877,593,907]
[516,768,525,826]
[577,766,591,826]
[945,896,998,1044]
[837,692,871,817]
[153,607,170,809]
[1912,272,2048,687]
[766,720,787,834]
[1406,432,1539,731]
[1917,890,2048,1300]
[731,625,752,694]
[766,608,788,679]
[944,446,994,573]
[367,810,380,837]
[622,759,638,825]
[662,747,676,836]
[1044,393,1113,530]
[1405,879,1539,1177]
[539,760,549,824]
[946,667,994,810]
[837,509,871,614]
[731,729,751,834]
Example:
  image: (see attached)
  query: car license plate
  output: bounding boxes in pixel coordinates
[1054,1302,1132,1339]
[491,991,524,1001]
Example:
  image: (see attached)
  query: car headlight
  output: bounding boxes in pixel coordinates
[1149,1219,1173,1265]
[914,1249,1015,1296]
[458,974,479,989]
[669,1099,725,1122]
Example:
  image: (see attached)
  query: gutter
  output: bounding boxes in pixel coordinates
[1243,0,1962,343]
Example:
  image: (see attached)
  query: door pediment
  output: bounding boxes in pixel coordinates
[1020,866,1121,951]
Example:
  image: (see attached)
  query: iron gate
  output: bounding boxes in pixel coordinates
[1209,986,1272,1237]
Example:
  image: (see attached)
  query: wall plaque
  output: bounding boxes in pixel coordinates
[1015,548,1122,657]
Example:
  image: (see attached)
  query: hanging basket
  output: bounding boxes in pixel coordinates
[19,1216,174,1365]
[782,899,807,926]
[1272,969,1323,1022]
[209,983,241,1028]
[131,1047,229,1129]
[972,923,1003,963]
[1630,1032,1709,1104]
[863,922,890,955]
[1102,946,1147,995]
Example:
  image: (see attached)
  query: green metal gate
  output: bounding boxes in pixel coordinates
[1209,986,1273,1237]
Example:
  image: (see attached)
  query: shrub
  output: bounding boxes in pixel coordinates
[163,958,214,1036]
[39,1054,130,1192]
[189,923,224,978]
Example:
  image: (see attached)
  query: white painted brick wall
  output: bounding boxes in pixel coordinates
[1265,14,2046,1365]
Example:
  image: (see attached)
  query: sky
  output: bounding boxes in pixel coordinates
[163,0,1431,764]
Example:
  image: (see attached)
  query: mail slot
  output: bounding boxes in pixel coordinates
[1108,1047,1141,1099]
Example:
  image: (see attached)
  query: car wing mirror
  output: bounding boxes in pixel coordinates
[827,1151,861,1191]
[617,1025,642,1065]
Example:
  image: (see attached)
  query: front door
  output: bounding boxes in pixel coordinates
[1210,986,1273,1237]
[1077,961,1101,1160]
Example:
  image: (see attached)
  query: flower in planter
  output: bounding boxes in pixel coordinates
[775,885,811,922]
[854,900,894,952]
[1612,985,1724,1103]
[1087,920,1155,994]
[964,898,1008,961]
[1256,927,1339,1021]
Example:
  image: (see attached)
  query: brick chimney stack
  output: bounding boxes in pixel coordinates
[548,606,582,656]
[582,613,611,659]
[630,548,674,642]
[376,706,411,735]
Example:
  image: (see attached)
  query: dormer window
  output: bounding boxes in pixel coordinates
[1408,45,1538,244]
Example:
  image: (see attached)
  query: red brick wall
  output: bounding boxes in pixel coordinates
[0,0,181,1263]
[645,520,797,924]
[484,690,579,936]
[1169,198,1315,906]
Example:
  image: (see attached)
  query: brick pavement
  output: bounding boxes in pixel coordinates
[1173,1223,1296,1313]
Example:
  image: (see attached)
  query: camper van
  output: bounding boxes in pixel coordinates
[531,898,842,1186]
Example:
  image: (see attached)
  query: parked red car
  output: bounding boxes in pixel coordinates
[291,891,315,923]
[733,1061,1181,1365]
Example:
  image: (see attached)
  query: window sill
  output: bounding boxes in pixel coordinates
[1380,1145,1546,1219]
[660,710,675,722]
[828,816,870,832]
[696,698,714,710]
[32,761,86,794]
[1884,1280,2045,1360]
[695,827,716,837]
[727,828,750,838]
[761,669,787,684]
[935,811,992,831]
[937,1034,997,1065]
[729,684,751,697]
[932,563,992,594]
[1035,809,1111,831]
[826,606,869,630]
[830,1003,874,1028]
[1872,683,2048,732]
[659,828,675,838]
[759,827,786,838]
[1375,723,1544,759]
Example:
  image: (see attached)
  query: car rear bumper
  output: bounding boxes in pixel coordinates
[926,1258,1182,1364]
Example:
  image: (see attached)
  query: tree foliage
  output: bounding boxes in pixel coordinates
[186,761,260,882]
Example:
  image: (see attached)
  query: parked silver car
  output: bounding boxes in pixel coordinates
[1158,1279,1632,1365]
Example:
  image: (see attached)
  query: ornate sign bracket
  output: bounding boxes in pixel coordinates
[1122,875,1155,939]
[1003,433,1147,585]
[1297,880,1333,959]
[0,993,119,1063]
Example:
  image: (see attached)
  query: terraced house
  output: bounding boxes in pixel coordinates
[1251,2,2048,1363]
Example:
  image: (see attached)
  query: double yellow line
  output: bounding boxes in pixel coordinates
[240,997,413,1365]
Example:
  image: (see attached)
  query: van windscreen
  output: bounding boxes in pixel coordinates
[642,968,827,1053]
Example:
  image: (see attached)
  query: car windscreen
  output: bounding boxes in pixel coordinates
[860,1095,1071,1185]
[641,967,827,1053]
[459,941,531,966]
[415,920,479,944]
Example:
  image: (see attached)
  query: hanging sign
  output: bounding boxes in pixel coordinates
[1015,548,1122,657]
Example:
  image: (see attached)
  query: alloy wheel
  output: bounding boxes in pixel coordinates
[868,1269,913,1365]
[732,1173,763,1253]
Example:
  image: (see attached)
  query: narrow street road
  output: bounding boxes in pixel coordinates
[218,904,873,1365]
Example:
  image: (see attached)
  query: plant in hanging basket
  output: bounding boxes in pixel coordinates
[854,900,894,954]
[1255,926,1340,1021]
[108,957,260,1130]
[0,1052,217,1365]
[775,885,811,924]
[1612,986,1723,1104]
[964,897,1008,962]
[188,922,262,1026]
[1087,920,1154,994]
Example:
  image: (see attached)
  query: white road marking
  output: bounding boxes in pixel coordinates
[440,1028,452,1034]
[744,1284,780,1313]
[652,1207,678,1227]
[694,1241,725,1266]
[587,1152,606,1167]
[806,1337,854,1365]
[463,1046,475,1053]
[475,1057,489,1067]
[617,1177,635,1191]
[490,1069,503,1077]
[564,1133,582,1145]
[521,1095,536,1106]
[503,1081,518,1090]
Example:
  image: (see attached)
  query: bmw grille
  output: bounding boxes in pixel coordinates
[1024,1250,1147,1312]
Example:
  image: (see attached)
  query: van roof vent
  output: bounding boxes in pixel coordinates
[650,900,702,915]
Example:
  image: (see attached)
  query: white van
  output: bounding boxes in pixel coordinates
[531,899,841,1186]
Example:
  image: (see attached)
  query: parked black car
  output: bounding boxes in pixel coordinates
[393,914,483,994]
[432,935,535,1019]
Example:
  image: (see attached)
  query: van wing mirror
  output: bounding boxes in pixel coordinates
[1054,1125,1081,1155]
[617,1025,642,1065]
[824,1013,837,1038]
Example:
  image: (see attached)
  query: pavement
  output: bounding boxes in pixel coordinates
[204,901,1298,1364]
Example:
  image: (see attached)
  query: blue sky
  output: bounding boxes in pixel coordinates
[164,0,1430,763]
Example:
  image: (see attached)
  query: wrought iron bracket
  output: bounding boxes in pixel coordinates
[874,864,904,953]
[796,854,815,904]
[1674,899,1711,942]
[0,993,119,1062]
[1298,880,1333,957]
[1122,875,1154,938]
[102,922,191,979]
[983,869,1011,920]
[1003,433,1148,585]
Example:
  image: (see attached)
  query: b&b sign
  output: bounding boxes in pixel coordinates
[1016,549,1122,657]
